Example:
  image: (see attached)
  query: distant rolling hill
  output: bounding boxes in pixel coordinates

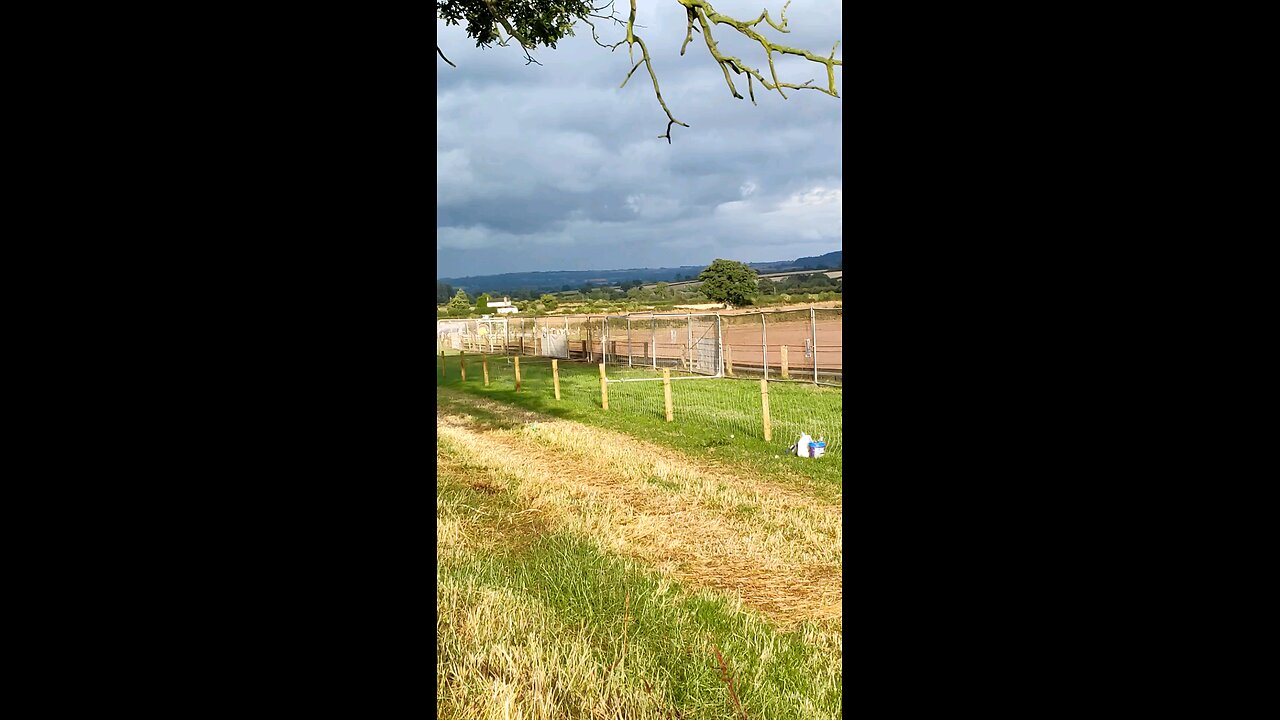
[440,251,841,295]
[747,250,842,273]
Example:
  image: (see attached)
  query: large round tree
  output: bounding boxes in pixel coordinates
[697,259,758,307]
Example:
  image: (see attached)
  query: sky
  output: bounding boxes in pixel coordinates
[436,1,842,279]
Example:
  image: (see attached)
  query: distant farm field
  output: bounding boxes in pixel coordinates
[437,356,843,718]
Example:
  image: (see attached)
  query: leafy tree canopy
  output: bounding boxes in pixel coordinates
[697,258,758,307]
[447,288,472,308]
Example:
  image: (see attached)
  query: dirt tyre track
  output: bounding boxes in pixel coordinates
[436,392,843,630]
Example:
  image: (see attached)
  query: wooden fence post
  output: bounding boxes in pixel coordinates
[460,351,466,382]
[440,350,445,380]
[781,345,789,380]
[514,356,521,392]
[663,369,673,422]
[553,359,561,400]
[482,354,489,386]
[760,378,772,442]
[724,345,734,377]
[599,363,608,411]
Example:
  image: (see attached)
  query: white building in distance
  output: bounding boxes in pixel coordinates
[487,296,519,315]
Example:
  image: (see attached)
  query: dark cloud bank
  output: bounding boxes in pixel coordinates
[437,1,842,278]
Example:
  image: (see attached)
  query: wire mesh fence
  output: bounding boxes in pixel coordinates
[438,309,837,383]
[438,307,842,455]
[438,355,842,458]
[602,372,842,455]
[718,308,842,386]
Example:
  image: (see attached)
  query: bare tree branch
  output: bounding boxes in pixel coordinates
[582,14,628,50]
[621,0,689,143]
[616,0,838,140]
[440,0,840,142]
[681,7,696,56]
[480,0,543,65]
[679,0,841,100]
[619,58,644,86]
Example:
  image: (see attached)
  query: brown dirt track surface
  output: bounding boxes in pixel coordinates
[436,392,843,630]
[721,320,841,370]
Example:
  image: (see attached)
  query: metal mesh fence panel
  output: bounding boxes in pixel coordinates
[502,318,523,355]
[437,320,466,354]
[813,308,842,385]
[531,317,569,358]
[602,317,619,366]
[564,316,587,361]
[448,318,508,355]
[720,312,766,379]
[760,309,813,382]
[438,306,842,452]
[615,315,654,369]
[690,314,721,376]
[646,314,692,373]
[579,317,605,363]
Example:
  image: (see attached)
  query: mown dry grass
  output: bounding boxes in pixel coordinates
[437,383,843,719]
[436,489,842,720]
[437,407,842,630]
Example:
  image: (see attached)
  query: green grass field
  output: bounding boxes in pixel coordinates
[437,352,843,718]
[437,352,842,494]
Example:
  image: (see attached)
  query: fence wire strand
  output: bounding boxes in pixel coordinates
[438,307,842,455]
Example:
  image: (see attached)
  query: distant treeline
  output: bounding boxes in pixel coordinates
[438,250,841,298]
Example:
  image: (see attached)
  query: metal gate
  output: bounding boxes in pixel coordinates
[612,313,721,376]
[538,324,568,358]
[691,318,720,374]
[437,320,466,351]
[476,317,507,354]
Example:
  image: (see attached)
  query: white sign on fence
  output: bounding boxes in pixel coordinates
[540,328,568,357]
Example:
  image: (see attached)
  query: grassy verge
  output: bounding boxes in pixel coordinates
[437,442,842,719]
[436,411,842,618]
[437,354,841,493]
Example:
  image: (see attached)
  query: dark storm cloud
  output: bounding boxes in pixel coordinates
[436,1,842,278]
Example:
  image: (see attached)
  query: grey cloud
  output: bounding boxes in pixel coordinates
[437,1,841,278]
